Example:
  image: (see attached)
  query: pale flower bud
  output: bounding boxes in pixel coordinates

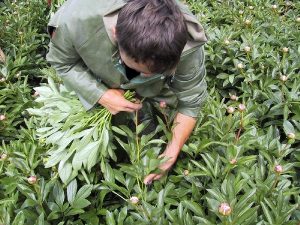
[280,75,288,82]
[238,104,246,112]
[248,6,254,10]
[274,165,283,174]
[287,133,295,139]
[219,203,232,216]
[1,153,8,160]
[296,17,300,23]
[27,176,37,184]
[130,196,139,204]
[239,10,244,15]
[224,39,230,45]
[0,115,6,121]
[244,19,251,25]
[237,63,244,69]
[282,47,289,53]
[227,106,235,114]
[183,170,189,176]
[272,5,277,9]
[0,78,6,82]
[244,46,251,52]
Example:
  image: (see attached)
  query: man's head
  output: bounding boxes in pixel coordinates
[116,0,188,75]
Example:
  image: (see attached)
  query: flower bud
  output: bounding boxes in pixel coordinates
[27,176,37,184]
[219,203,232,216]
[0,78,6,82]
[227,106,235,114]
[244,46,251,52]
[244,19,251,25]
[274,165,283,174]
[248,6,254,10]
[238,104,246,112]
[159,101,167,109]
[271,5,277,9]
[282,47,289,53]
[0,115,6,121]
[230,159,237,165]
[296,17,300,23]
[287,133,295,139]
[183,170,189,176]
[239,10,244,15]
[130,196,139,204]
[279,75,288,82]
[230,94,238,101]
[224,39,230,45]
[1,153,8,160]
[237,63,244,69]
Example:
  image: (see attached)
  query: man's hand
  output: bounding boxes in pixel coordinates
[143,113,197,185]
[143,151,178,184]
[98,89,142,115]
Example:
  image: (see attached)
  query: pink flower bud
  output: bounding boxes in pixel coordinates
[230,159,237,165]
[230,94,238,101]
[287,133,295,139]
[219,203,232,216]
[130,196,139,204]
[274,165,283,174]
[159,101,167,109]
[1,153,8,160]
[238,104,246,112]
[227,106,235,114]
[0,115,6,121]
[27,176,37,184]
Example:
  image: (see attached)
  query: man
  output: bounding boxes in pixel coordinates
[46,0,207,184]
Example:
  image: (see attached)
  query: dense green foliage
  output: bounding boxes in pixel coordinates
[0,0,299,224]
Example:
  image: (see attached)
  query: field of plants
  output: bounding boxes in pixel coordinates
[0,0,300,224]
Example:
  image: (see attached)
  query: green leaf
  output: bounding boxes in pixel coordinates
[53,182,65,208]
[72,198,91,209]
[283,120,295,135]
[12,211,25,225]
[75,185,93,200]
[106,211,116,225]
[67,179,77,204]
[58,161,72,184]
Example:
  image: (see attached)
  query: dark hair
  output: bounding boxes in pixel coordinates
[116,0,187,74]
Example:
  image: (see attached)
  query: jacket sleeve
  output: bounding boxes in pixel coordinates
[46,24,108,110]
[170,46,208,118]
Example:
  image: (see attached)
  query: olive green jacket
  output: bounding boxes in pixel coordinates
[46,0,208,117]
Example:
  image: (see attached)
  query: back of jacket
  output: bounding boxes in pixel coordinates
[46,0,208,117]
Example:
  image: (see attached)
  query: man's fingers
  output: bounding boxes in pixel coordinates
[124,101,142,111]
[144,173,157,185]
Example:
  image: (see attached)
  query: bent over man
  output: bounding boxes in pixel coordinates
[46,0,208,184]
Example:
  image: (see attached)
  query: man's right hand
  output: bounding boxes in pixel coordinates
[98,89,142,115]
